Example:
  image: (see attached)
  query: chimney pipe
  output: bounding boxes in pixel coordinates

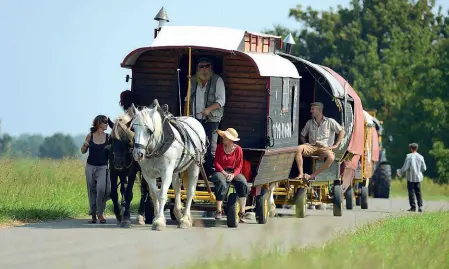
[154,7,169,38]
[283,33,296,55]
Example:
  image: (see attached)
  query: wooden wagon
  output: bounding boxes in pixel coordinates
[120,20,302,227]
[267,52,366,217]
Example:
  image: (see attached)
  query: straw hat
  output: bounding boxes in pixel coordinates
[217,128,240,142]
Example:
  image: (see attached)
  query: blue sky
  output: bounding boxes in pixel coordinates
[0,0,448,137]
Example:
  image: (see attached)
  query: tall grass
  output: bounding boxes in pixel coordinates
[0,158,141,224]
[186,210,449,269]
[390,177,449,201]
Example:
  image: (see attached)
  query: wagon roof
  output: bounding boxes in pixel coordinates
[121,26,299,78]
[151,26,247,51]
[276,52,345,98]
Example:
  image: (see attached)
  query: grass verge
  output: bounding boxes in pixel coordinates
[186,210,449,269]
[0,158,141,225]
[390,177,449,201]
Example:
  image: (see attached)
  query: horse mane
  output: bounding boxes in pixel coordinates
[137,106,163,138]
[111,113,134,142]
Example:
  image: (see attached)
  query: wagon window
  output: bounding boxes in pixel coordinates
[291,84,297,131]
[282,78,290,112]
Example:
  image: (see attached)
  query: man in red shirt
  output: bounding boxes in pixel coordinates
[210,127,249,222]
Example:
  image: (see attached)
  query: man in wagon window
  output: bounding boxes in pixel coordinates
[184,57,226,177]
[295,102,345,180]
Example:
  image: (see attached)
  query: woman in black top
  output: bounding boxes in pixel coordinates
[81,115,112,224]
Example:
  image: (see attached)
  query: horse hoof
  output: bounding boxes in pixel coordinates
[152,218,166,231]
[120,220,131,228]
[152,223,166,231]
[178,217,192,229]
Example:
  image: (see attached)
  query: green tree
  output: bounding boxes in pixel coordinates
[11,134,44,157]
[38,133,77,159]
[264,0,449,180]
[0,133,13,156]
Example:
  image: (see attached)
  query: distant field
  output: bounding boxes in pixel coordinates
[187,210,449,269]
[390,177,449,201]
[0,158,141,225]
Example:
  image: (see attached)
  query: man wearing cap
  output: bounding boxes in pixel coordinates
[396,142,427,212]
[184,57,226,176]
[296,102,345,180]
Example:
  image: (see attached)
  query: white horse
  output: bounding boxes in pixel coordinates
[130,100,207,231]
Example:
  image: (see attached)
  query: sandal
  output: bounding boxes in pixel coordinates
[238,212,246,223]
[98,216,106,224]
[215,210,223,220]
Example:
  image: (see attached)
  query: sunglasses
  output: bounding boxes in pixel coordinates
[198,64,210,69]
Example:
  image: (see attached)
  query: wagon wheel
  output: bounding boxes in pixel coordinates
[361,186,369,209]
[255,188,269,224]
[333,185,343,217]
[226,193,239,228]
[294,187,307,218]
[345,186,354,210]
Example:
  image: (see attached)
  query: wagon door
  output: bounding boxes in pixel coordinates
[268,77,300,149]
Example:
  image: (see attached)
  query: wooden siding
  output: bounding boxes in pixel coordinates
[221,54,267,149]
[132,50,179,113]
[267,77,300,149]
[253,150,297,186]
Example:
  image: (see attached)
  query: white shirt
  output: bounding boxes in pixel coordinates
[397,152,427,182]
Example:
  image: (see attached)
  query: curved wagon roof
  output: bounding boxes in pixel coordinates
[276,52,346,98]
[121,25,300,79]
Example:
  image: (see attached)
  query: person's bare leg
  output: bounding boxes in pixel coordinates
[309,151,335,180]
[216,200,223,212]
[295,145,305,178]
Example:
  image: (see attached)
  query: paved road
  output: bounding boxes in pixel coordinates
[1,198,448,269]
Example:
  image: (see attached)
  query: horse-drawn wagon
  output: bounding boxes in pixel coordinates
[120,14,304,228]
[266,53,366,218]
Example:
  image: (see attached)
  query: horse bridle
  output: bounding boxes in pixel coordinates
[111,140,134,170]
[132,109,168,158]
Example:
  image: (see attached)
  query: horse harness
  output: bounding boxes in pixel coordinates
[136,105,207,173]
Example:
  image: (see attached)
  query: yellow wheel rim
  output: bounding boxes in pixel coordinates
[236,200,240,221]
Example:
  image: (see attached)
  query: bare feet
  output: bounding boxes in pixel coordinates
[304,174,316,180]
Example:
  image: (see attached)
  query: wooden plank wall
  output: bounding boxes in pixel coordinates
[221,54,268,149]
[131,50,179,112]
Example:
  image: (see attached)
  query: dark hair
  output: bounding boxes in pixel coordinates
[197,57,212,66]
[90,115,107,132]
[409,143,419,151]
[119,90,136,110]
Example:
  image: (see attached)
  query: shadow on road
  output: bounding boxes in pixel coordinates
[13,212,249,230]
